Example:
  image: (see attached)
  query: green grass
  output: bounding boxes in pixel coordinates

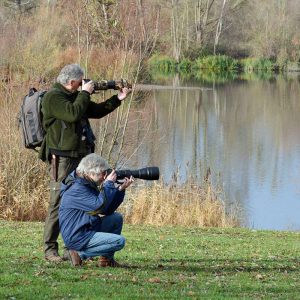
[0,221,299,299]
[240,58,277,72]
[148,54,177,73]
[195,55,239,72]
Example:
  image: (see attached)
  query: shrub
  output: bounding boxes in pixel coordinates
[148,54,177,73]
[195,55,239,72]
[177,58,192,73]
[240,58,276,72]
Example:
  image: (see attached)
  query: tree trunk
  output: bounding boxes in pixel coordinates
[214,0,227,55]
[136,0,146,42]
[195,0,215,48]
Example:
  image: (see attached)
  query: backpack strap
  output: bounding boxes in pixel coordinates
[28,87,38,97]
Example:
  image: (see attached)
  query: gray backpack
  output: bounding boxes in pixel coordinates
[18,88,47,150]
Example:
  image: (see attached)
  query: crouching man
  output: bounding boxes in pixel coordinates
[59,153,134,267]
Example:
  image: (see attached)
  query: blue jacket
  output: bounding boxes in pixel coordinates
[59,171,125,251]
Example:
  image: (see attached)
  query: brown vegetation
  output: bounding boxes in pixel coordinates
[123,179,238,227]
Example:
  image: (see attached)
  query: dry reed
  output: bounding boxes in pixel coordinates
[121,179,239,228]
[0,83,49,221]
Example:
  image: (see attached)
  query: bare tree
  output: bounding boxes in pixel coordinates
[194,0,216,48]
[213,0,227,54]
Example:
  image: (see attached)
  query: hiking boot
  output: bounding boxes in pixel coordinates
[45,253,63,263]
[66,250,82,267]
[97,256,121,268]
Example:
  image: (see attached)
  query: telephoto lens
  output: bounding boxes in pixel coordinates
[82,79,116,92]
[82,79,132,93]
[107,167,159,181]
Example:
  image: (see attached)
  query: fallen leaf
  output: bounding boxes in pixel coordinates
[148,277,161,283]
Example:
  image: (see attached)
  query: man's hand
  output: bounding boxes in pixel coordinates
[117,87,132,101]
[118,176,134,191]
[82,80,94,94]
[105,169,117,183]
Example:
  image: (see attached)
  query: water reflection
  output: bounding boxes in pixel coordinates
[120,75,300,231]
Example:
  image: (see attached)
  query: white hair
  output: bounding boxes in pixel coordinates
[57,64,84,85]
[77,154,110,176]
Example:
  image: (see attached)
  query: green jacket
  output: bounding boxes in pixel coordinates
[39,83,121,161]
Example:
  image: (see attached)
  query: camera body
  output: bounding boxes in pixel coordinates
[107,167,159,181]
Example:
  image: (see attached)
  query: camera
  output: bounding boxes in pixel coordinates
[82,79,132,93]
[107,167,159,181]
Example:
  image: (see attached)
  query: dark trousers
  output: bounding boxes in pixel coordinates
[43,156,81,256]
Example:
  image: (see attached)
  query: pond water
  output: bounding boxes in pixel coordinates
[122,74,300,231]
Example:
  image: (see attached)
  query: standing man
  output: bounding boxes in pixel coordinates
[39,64,131,262]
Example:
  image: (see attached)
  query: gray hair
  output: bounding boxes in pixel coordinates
[57,64,84,85]
[77,154,110,176]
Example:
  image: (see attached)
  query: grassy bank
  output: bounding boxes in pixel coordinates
[148,54,283,74]
[147,54,289,85]
[0,221,299,299]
